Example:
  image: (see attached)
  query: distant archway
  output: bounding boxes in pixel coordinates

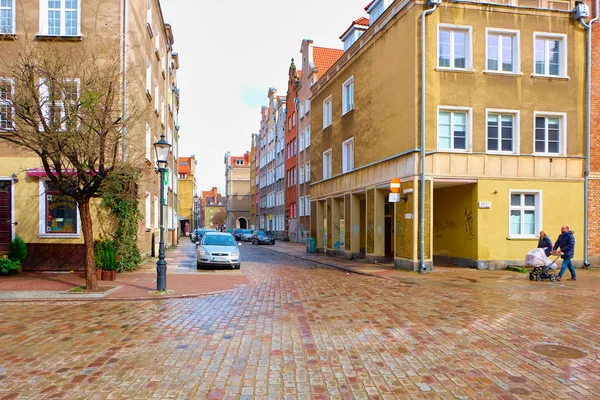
[237,217,248,229]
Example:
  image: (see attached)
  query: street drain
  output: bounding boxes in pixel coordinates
[532,344,586,359]
[510,387,531,396]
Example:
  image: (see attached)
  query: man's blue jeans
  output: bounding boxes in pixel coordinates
[559,258,576,279]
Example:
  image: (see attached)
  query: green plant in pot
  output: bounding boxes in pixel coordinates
[101,241,117,281]
[94,240,105,280]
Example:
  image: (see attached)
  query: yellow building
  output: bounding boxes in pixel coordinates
[0,0,180,269]
[177,156,197,236]
[310,0,585,270]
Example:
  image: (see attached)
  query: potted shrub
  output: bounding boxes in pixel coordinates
[101,241,117,281]
[8,236,27,272]
[94,241,105,280]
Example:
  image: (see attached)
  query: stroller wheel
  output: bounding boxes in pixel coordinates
[536,275,541,281]
[550,275,557,282]
[529,273,535,281]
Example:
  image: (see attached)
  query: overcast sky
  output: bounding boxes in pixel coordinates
[161,0,370,193]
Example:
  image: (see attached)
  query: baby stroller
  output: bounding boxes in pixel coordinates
[525,248,559,282]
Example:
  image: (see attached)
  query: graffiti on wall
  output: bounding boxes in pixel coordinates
[433,207,475,240]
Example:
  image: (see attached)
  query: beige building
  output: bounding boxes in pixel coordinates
[204,195,225,230]
[177,155,197,236]
[0,0,180,269]
[311,0,585,270]
[224,152,250,229]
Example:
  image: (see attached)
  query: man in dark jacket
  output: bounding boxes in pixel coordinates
[553,226,576,281]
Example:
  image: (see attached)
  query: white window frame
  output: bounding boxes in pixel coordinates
[323,96,332,129]
[508,190,542,239]
[305,100,310,114]
[38,179,81,238]
[154,79,159,112]
[305,162,310,182]
[299,196,305,216]
[299,164,305,184]
[305,196,311,216]
[436,106,472,152]
[342,138,354,173]
[145,123,152,161]
[299,103,305,118]
[154,196,159,229]
[299,129,305,151]
[145,192,152,230]
[39,0,81,37]
[485,109,520,154]
[39,77,80,132]
[533,111,567,156]
[323,149,332,180]
[485,28,520,74]
[0,78,15,131]
[146,0,152,31]
[146,58,152,96]
[342,76,354,115]
[0,0,15,34]
[305,125,311,148]
[437,24,473,71]
[532,32,568,78]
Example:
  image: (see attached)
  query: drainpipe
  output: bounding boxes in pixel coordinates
[578,0,598,268]
[419,0,439,273]
[122,0,129,161]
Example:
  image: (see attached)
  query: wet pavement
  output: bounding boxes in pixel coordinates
[1,244,600,399]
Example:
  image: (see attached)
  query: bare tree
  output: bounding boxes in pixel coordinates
[0,40,143,291]
[212,210,226,228]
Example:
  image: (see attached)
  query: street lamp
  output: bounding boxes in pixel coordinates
[154,133,171,292]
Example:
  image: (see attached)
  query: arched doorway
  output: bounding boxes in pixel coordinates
[237,217,248,229]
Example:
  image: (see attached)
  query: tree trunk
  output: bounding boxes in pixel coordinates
[79,198,98,291]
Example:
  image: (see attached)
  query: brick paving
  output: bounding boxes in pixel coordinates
[1,244,600,399]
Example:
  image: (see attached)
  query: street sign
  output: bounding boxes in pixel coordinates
[390,178,401,193]
[389,193,401,202]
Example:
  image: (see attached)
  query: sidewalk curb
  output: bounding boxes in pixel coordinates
[0,286,244,303]
[261,245,400,282]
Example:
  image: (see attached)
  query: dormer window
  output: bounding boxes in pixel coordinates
[367,0,384,23]
[340,17,369,52]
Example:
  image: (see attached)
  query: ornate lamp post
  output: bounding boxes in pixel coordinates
[154,134,171,291]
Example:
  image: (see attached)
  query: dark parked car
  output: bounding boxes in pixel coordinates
[233,228,245,241]
[191,229,209,243]
[251,230,275,245]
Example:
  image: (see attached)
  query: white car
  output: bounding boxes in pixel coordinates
[197,232,241,269]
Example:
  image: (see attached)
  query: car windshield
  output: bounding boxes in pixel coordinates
[244,230,253,234]
[203,235,237,246]
[256,231,266,237]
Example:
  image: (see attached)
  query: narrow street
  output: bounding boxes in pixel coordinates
[1,244,599,399]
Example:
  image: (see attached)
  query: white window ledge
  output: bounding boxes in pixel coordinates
[435,149,470,154]
[507,236,538,240]
[35,34,83,41]
[0,33,17,40]
[483,70,523,77]
[530,74,570,81]
[39,234,81,239]
[532,152,562,157]
[435,67,476,74]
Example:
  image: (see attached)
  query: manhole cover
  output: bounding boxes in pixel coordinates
[510,387,531,395]
[532,344,586,359]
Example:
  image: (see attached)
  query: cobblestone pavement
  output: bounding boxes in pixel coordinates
[1,245,600,399]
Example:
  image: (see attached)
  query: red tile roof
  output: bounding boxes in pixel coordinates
[364,0,376,11]
[339,17,370,40]
[312,47,344,77]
